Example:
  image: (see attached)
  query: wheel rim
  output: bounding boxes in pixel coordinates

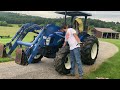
[65,54,71,69]
[91,43,98,59]
[34,54,41,59]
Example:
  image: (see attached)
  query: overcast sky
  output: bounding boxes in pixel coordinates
[4,11,120,22]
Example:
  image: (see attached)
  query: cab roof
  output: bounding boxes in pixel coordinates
[55,11,92,17]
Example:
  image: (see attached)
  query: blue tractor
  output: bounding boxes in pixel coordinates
[0,11,99,75]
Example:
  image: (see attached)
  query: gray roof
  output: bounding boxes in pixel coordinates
[55,11,92,17]
[94,27,119,33]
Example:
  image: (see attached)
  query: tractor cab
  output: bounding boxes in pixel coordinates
[55,11,92,31]
[55,11,92,42]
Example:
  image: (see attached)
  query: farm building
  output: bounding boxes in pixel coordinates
[91,27,120,39]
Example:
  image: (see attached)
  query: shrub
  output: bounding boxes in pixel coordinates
[0,21,8,26]
[7,24,13,27]
[18,24,23,27]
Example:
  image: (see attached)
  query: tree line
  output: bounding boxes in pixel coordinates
[0,11,120,32]
[87,18,120,32]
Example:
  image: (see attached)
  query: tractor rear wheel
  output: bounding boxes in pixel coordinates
[54,36,99,74]
[54,45,71,75]
[81,35,99,65]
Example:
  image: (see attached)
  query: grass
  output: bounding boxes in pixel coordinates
[0,25,19,36]
[84,38,120,79]
[0,58,14,63]
[0,25,38,62]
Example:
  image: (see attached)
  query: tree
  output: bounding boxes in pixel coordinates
[116,26,120,32]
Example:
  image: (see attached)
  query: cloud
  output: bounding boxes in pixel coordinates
[84,11,120,22]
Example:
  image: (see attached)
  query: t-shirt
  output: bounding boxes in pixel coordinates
[65,28,80,50]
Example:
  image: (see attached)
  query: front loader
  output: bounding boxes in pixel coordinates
[0,23,65,65]
[0,23,42,64]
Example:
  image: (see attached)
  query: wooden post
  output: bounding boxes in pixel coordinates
[106,33,108,38]
[119,33,120,39]
[111,33,112,39]
[115,33,116,39]
[101,32,103,38]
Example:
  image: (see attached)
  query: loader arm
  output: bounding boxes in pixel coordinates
[0,23,42,58]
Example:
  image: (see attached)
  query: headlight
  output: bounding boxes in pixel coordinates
[46,37,51,45]
[43,36,47,39]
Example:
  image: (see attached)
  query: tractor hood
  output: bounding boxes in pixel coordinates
[44,24,61,36]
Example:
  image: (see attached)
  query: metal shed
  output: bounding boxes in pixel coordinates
[92,27,120,39]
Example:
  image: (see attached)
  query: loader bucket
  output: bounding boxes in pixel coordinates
[15,48,28,65]
[0,43,7,58]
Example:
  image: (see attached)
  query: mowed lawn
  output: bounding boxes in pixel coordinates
[0,24,38,62]
[0,25,19,44]
[85,38,120,79]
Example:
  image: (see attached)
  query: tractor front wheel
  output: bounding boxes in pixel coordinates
[25,47,43,63]
[32,54,43,63]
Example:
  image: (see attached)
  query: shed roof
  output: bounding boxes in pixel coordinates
[94,27,119,33]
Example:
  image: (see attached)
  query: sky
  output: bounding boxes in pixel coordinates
[4,11,120,23]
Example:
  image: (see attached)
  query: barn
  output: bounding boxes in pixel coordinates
[91,27,120,39]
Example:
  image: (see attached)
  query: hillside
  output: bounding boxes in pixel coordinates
[0,11,120,32]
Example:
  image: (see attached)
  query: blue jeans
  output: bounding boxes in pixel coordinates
[70,47,83,77]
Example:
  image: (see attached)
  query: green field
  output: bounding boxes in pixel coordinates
[84,38,120,79]
[0,24,37,62]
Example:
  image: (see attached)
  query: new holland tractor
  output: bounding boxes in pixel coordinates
[0,11,99,75]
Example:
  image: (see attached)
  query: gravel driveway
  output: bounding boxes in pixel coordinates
[0,41,118,79]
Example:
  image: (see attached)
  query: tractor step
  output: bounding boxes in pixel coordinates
[15,48,28,65]
[0,43,7,58]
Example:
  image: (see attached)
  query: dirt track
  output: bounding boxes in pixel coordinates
[0,41,118,79]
